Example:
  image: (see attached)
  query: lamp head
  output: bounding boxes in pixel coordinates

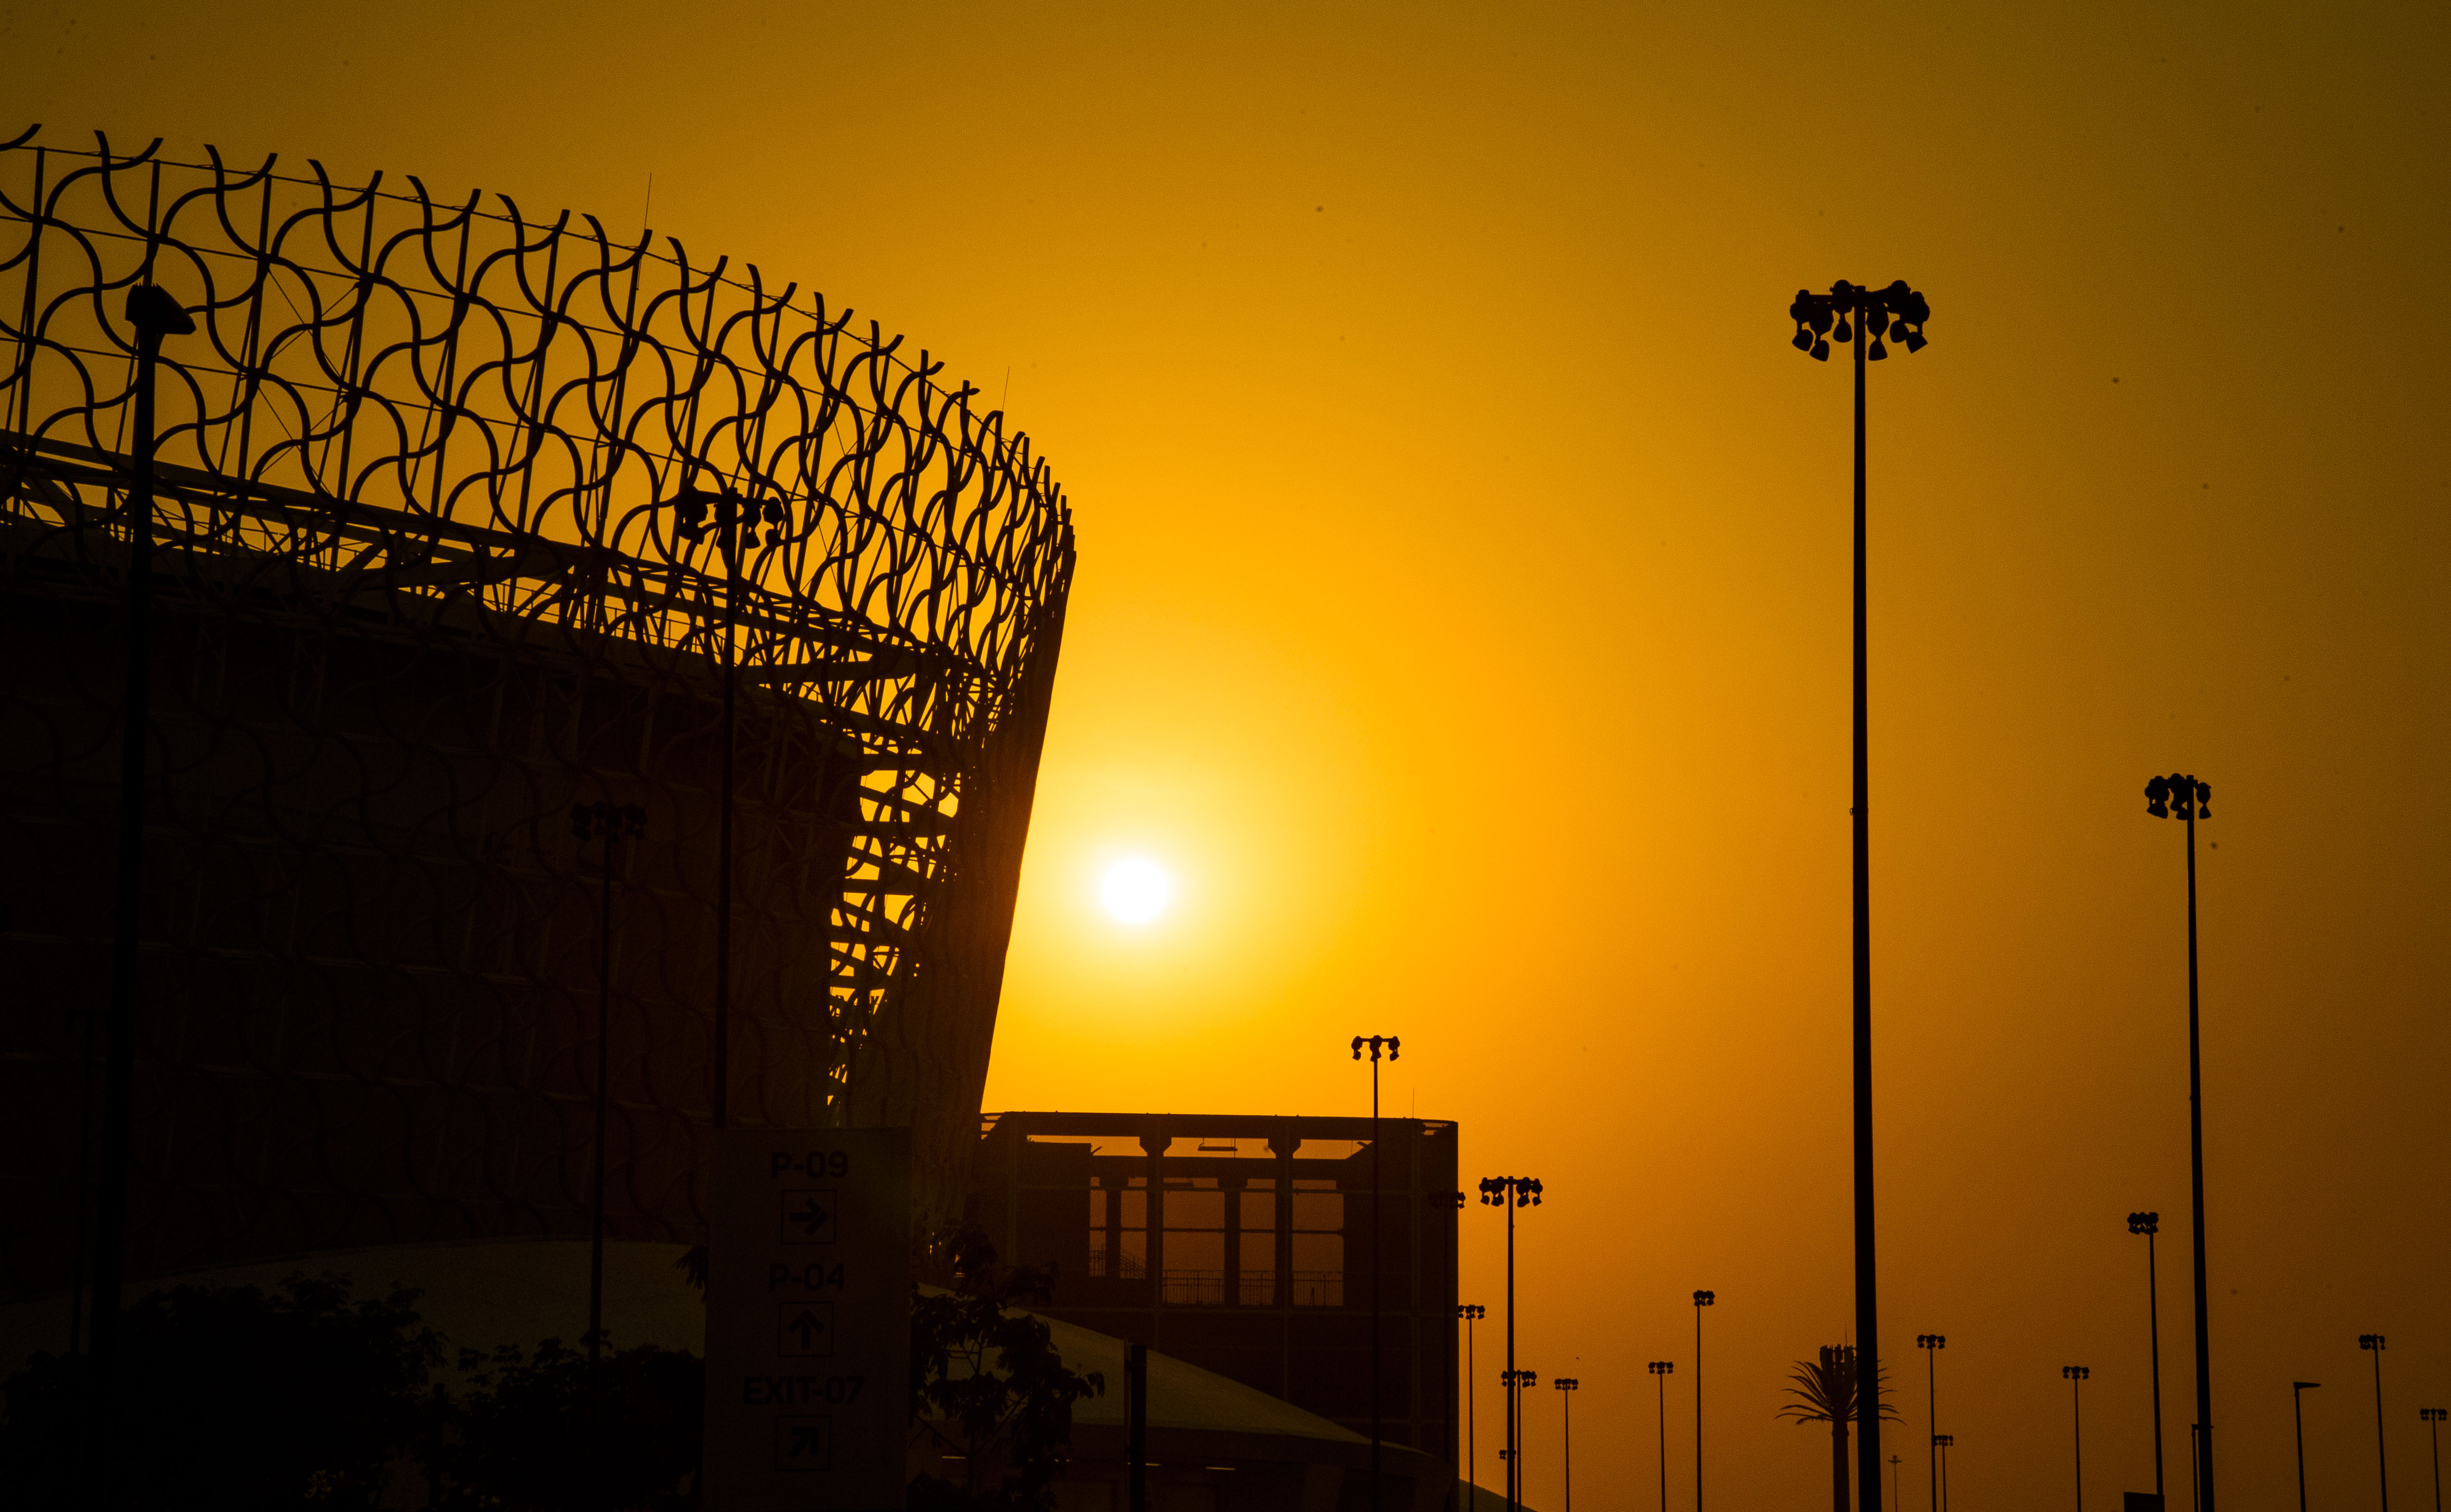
[2295,1381,2322,1391]
[2128,1211,2160,1235]
[124,283,196,339]
[1693,1289,1715,1307]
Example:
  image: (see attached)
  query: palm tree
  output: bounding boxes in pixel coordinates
[1779,1344,1902,1512]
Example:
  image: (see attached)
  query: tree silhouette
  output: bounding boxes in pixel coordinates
[1778,1344,1902,1512]
[909,1226,1104,1512]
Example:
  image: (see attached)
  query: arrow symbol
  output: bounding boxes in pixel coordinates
[790,1196,829,1235]
[786,1309,826,1349]
[788,1425,825,1459]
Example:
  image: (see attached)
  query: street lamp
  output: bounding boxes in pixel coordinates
[2364,1334,2391,1512]
[1788,274,1932,1512]
[1694,1290,1716,1512]
[1650,1363,1675,1512]
[86,280,198,1504]
[1555,1378,1580,1512]
[571,799,645,1500]
[2142,772,2219,1512]
[1352,1034,1400,1512]
[2421,1407,2444,1512]
[2296,1383,2322,1512]
[1479,1177,1542,1512]
[2130,1212,2167,1507]
[1917,1334,1947,1512]
[1461,1304,1485,1506]
[1933,1434,1955,1512]
[1891,1456,1903,1510]
[2064,1367,2092,1512]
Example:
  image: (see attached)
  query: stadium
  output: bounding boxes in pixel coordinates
[0,126,1076,1299]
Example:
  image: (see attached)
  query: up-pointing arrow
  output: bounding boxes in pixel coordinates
[786,1309,826,1350]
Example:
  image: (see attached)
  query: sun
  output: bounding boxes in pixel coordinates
[1098,858,1172,924]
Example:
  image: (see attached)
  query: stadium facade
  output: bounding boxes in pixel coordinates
[0,128,1075,1301]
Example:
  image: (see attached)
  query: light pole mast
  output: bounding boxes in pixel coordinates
[1462,1304,1485,1505]
[1917,1334,1946,1512]
[1789,277,1933,1512]
[88,280,196,1508]
[2065,1367,2092,1512]
[1352,1035,1399,1512]
[2131,1213,2166,1505]
[2364,1335,2391,1512]
[2143,773,2217,1512]
[1693,1291,1715,1512]
[2296,1383,2323,1512]
[1478,1178,1542,1511]
[1555,1378,1579,1512]
[1650,1362,1675,1512]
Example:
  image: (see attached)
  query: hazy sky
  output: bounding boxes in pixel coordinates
[12,1,2448,1506]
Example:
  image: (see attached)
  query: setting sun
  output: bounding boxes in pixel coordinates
[1097,858,1172,924]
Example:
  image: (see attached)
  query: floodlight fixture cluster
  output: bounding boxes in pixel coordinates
[668,486,791,549]
[2128,1212,2160,1235]
[2145,776,2212,821]
[1480,1176,1542,1207]
[1788,279,1931,363]
[1351,1035,1400,1062]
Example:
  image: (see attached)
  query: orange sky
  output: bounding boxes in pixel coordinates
[15,1,2449,1506]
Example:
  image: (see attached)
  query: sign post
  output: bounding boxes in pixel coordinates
[706,1127,911,1511]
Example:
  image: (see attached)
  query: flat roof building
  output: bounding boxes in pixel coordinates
[970,1111,1460,1495]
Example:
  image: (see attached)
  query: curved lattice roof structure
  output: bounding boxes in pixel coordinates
[0,126,1075,1298]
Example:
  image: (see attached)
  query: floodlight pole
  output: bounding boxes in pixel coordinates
[2143,773,2217,1512]
[2364,1335,2390,1512]
[1462,1304,1485,1507]
[88,282,195,1511]
[1650,1362,1675,1512]
[1789,277,1931,1512]
[1918,1334,1946,1512]
[2295,1383,2322,1512]
[2065,1367,2091,1512]
[1352,1035,1400,1512]
[2131,1213,2167,1506]
[1479,1177,1542,1511]
[2421,1406,2444,1512]
[575,800,644,1505]
[1694,1290,1715,1512]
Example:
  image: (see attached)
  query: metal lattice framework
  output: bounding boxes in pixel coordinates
[0,127,1074,1298]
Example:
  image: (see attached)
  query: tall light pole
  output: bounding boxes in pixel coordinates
[2420,1407,2444,1512]
[1693,1290,1715,1512]
[2130,1213,2167,1507]
[668,487,785,1130]
[1479,1177,1542,1512]
[1788,276,1932,1512]
[2296,1384,2323,1512]
[2143,773,2218,1512]
[2364,1334,2391,1512]
[1918,1333,1947,1512]
[1650,1362,1675,1512]
[1462,1304,1485,1506]
[1352,1035,1399,1512]
[572,799,645,1504]
[1891,1456,1903,1510]
[1555,1378,1579,1512]
[2064,1367,2092,1512]
[1501,1369,1539,1508]
[87,281,197,1509]
[1934,1434,1955,1512]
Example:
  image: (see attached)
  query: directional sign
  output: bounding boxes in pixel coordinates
[705,1129,909,1512]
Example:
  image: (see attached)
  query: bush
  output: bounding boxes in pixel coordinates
[0,1274,440,1511]
[431,1336,703,1511]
